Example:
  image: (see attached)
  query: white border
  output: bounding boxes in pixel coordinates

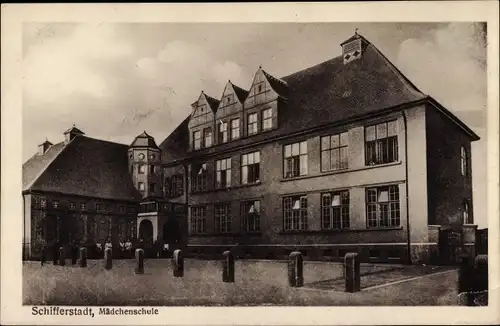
[1,2,499,325]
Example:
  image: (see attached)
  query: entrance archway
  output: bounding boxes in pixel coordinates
[139,219,154,244]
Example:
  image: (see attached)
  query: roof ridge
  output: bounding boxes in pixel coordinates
[368,44,426,98]
[262,69,288,86]
[83,135,129,147]
[23,140,68,191]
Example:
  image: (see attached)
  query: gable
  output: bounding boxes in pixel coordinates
[189,93,214,128]
[215,82,245,119]
[244,69,280,108]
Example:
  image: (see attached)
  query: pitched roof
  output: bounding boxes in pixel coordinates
[262,69,289,97]
[204,93,221,113]
[63,126,85,135]
[23,136,141,201]
[232,83,249,102]
[159,37,478,164]
[130,131,159,149]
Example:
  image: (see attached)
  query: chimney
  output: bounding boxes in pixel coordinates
[38,139,53,155]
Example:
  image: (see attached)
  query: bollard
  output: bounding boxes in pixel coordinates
[59,247,66,266]
[474,255,488,292]
[79,247,87,268]
[104,248,112,270]
[173,249,184,277]
[135,249,144,274]
[344,253,360,293]
[222,251,235,283]
[288,251,304,287]
[458,255,474,306]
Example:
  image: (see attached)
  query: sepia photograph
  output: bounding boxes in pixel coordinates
[2,2,499,325]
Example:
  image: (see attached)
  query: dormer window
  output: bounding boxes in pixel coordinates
[262,108,273,131]
[248,113,258,135]
[203,127,213,148]
[193,130,201,150]
[218,121,228,144]
[341,32,369,64]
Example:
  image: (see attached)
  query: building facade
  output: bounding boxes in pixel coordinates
[22,33,479,264]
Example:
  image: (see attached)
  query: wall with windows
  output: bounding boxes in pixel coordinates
[425,104,474,230]
[185,109,424,250]
[163,164,187,204]
[214,83,245,145]
[188,94,215,151]
[24,192,138,258]
[128,148,163,198]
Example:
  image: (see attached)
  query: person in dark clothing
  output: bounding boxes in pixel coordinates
[40,244,46,266]
[71,241,79,265]
[52,241,59,265]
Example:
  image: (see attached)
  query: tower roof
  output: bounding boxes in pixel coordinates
[130,130,159,149]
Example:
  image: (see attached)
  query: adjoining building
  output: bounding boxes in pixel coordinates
[22,33,480,264]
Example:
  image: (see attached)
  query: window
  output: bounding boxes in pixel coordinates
[231,118,240,140]
[53,200,59,209]
[365,121,398,165]
[248,113,258,135]
[190,206,206,234]
[165,174,184,198]
[225,94,233,104]
[461,146,467,176]
[262,108,272,131]
[119,205,125,214]
[128,220,136,238]
[218,121,228,144]
[463,200,472,224]
[204,127,213,148]
[96,203,103,213]
[191,163,207,192]
[80,202,86,211]
[283,195,308,231]
[257,83,263,93]
[138,182,145,191]
[193,130,202,150]
[242,200,260,232]
[283,141,308,178]
[216,158,232,189]
[150,164,155,174]
[241,151,260,184]
[215,203,232,233]
[366,185,400,228]
[149,183,155,193]
[40,199,47,209]
[322,190,350,229]
[138,164,146,174]
[69,202,75,210]
[321,132,348,171]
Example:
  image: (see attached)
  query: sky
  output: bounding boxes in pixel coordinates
[22,22,488,227]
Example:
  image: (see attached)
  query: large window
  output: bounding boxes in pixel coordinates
[248,113,258,135]
[215,203,232,233]
[283,195,308,231]
[366,185,400,228]
[283,141,308,178]
[231,118,240,140]
[165,174,184,198]
[191,163,207,193]
[241,151,260,184]
[262,108,272,131]
[321,132,348,171]
[193,130,202,150]
[204,127,213,148]
[190,206,206,234]
[241,200,260,232]
[365,121,398,165]
[216,158,232,189]
[461,146,467,176]
[218,121,228,144]
[138,164,146,174]
[138,182,145,192]
[463,200,472,224]
[322,190,350,229]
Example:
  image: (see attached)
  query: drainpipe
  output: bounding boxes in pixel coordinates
[402,110,412,264]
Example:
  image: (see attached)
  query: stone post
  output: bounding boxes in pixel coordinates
[288,251,303,287]
[462,224,478,259]
[135,249,144,274]
[344,253,360,293]
[79,247,87,268]
[104,248,112,270]
[474,255,488,292]
[458,255,474,306]
[173,249,184,277]
[59,246,65,266]
[222,251,235,283]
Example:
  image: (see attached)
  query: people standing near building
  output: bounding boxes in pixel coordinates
[40,243,47,266]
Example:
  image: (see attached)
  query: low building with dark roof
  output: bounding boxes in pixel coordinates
[23,32,479,264]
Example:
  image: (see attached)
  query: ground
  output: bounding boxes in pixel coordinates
[23,259,459,306]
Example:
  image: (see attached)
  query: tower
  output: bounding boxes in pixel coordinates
[128,131,163,199]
